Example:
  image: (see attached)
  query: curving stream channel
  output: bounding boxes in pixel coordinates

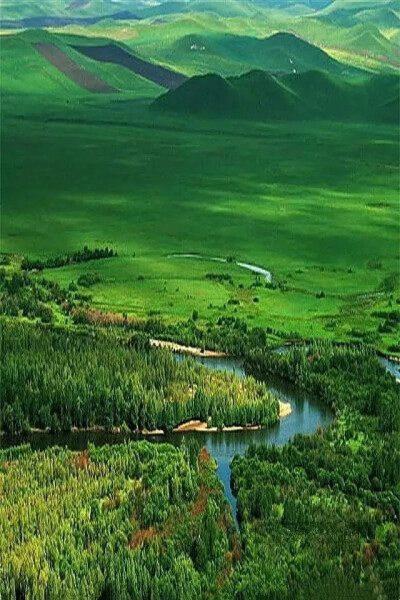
[0,354,334,520]
[1,353,397,520]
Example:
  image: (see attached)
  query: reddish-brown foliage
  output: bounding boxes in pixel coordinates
[362,541,380,563]
[75,450,90,470]
[71,307,142,328]
[232,533,241,563]
[199,448,211,465]
[129,527,155,550]
[192,486,208,518]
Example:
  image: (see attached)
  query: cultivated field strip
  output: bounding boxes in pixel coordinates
[33,42,118,93]
[72,43,187,89]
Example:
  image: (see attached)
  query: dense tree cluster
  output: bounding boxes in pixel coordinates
[206,273,233,283]
[77,272,103,287]
[138,316,277,356]
[244,343,400,433]
[229,410,400,600]
[226,345,400,600]
[1,262,399,599]
[0,441,238,600]
[374,310,400,335]
[0,320,278,435]
[21,246,116,271]
[0,269,66,323]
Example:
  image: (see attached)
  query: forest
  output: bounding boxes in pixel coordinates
[0,320,279,435]
[21,246,116,271]
[1,324,399,599]
[230,408,400,599]
[0,270,399,600]
[244,343,400,433]
[0,441,239,600]
[227,345,400,599]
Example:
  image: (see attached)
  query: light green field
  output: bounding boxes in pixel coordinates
[1,19,399,351]
[2,104,398,347]
[0,31,163,99]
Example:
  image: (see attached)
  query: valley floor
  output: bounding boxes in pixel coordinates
[1,103,398,352]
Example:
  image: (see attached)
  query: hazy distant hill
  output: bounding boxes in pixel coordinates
[0,0,263,22]
[1,0,395,22]
[314,0,400,27]
[153,68,399,123]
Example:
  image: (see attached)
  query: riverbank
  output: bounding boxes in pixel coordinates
[150,338,227,358]
[279,401,292,418]
[172,421,261,433]
[2,402,292,439]
[15,425,166,436]
[172,401,292,433]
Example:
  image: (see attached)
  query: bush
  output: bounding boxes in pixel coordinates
[77,273,102,288]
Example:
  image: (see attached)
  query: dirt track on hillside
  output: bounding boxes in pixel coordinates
[72,43,187,89]
[33,42,118,93]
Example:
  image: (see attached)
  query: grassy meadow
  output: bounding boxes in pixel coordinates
[1,12,399,352]
[2,104,398,347]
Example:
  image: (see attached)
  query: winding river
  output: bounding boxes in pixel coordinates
[168,254,272,282]
[0,354,333,518]
[2,352,397,518]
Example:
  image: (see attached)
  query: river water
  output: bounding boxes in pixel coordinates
[2,352,397,518]
[378,356,400,379]
[0,354,333,518]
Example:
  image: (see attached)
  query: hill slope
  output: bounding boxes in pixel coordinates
[153,31,362,77]
[0,30,164,109]
[153,68,399,122]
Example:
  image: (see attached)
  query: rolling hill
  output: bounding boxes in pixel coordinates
[153,68,399,123]
[148,30,363,78]
[0,30,164,103]
[356,7,400,29]
[0,11,140,30]
[314,0,400,27]
[72,42,187,88]
[0,0,267,23]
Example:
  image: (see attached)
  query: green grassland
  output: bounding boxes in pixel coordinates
[1,18,399,352]
[0,30,163,99]
[2,105,398,348]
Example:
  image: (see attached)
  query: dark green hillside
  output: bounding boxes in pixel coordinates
[233,69,305,118]
[169,31,360,77]
[363,73,400,121]
[152,72,243,115]
[282,69,357,119]
[152,70,306,120]
[257,31,353,74]
[153,68,399,123]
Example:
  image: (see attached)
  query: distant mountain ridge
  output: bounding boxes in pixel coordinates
[3,0,391,23]
[153,68,399,123]
[0,10,140,30]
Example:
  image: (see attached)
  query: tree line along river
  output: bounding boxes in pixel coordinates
[1,351,398,520]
